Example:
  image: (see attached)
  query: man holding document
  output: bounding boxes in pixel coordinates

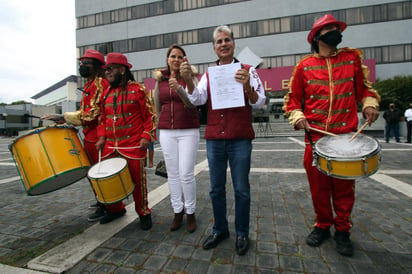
[180,25,265,255]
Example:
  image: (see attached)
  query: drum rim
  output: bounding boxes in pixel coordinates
[314,133,380,158]
[9,125,78,147]
[88,157,128,179]
[314,145,381,161]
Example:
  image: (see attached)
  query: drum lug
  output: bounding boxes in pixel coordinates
[327,159,332,176]
[312,153,317,167]
[362,157,368,175]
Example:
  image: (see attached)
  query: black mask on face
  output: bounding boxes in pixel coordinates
[318,29,342,47]
[79,66,91,78]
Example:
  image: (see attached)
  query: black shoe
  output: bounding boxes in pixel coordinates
[334,231,354,256]
[202,231,230,250]
[140,214,152,230]
[306,227,331,247]
[100,209,126,224]
[89,202,100,209]
[236,236,249,255]
[87,206,107,222]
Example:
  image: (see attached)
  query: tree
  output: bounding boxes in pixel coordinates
[373,75,412,113]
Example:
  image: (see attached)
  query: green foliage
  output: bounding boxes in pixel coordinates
[373,75,412,112]
[11,100,30,105]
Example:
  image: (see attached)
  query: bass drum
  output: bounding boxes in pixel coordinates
[9,125,91,195]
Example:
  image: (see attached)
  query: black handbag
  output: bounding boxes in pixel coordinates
[155,160,168,178]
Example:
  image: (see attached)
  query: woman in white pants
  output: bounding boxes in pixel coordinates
[154,44,200,232]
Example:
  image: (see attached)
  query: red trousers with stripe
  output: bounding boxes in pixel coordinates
[304,145,355,232]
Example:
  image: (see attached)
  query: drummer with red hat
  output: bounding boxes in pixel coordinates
[41,49,110,222]
[283,14,380,256]
[95,53,156,229]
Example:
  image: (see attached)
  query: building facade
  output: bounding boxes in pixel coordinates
[75,0,411,77]
[75,0,412,122]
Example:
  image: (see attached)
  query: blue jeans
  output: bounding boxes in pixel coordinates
[206,139,252,237]
[385,123,400,142]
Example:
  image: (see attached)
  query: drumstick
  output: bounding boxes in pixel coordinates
[349,121,369,142]
[97,150,102,173]
[308,126,339,137]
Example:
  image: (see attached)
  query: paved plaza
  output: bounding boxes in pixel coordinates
[0,127,411,273]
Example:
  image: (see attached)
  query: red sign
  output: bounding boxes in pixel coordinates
[143,59,376,93]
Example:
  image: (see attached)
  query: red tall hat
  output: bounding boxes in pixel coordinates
[105,53,132,69]
[79,49,105,65]
[307,14,347,44]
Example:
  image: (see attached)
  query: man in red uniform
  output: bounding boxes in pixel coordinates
[283,15,380,256]
[41,49,110,222]
[95,53,156,229]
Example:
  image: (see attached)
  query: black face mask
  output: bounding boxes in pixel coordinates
[79,66,91,78]
[318,29,342,47]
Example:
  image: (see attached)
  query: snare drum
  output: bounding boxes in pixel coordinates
[314,133,381,179]
[87,157,135,204]
[9,125,91,195]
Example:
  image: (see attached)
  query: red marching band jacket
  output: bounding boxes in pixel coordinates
[284,47,380,142]
[97,81,157,159]
[80,77,109,142]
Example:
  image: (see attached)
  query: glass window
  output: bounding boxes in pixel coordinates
[280,18,290,32]
[382,47,389,63]
[257,20,269,36]
[360,6,374,23]
[405,44,412,61]
[231,24,241,39]
[345,8,361,25]
[388,3,403,20]
[86,14,95,27]
[389,45,404,62]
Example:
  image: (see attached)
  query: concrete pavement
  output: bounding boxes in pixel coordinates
[0,128,411,273]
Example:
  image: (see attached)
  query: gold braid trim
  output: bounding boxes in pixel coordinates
[340,47,381,103]
[64,111,82,126]
[142,81,157,142]
[81,77,104,122]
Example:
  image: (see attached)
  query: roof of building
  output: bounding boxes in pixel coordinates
[31,75,78,99]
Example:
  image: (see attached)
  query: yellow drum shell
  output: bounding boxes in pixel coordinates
[87,157,135,204]
[9,125,91,195]
[316,151,380,179]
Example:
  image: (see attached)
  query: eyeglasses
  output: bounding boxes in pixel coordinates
[105,65,121,72]
[79,60,94,65]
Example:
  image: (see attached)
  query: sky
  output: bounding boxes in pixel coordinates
[0,0,77,104]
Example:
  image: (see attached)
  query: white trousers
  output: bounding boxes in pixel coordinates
[159,128,199,214]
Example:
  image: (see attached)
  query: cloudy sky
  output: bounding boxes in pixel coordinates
[0,0,76,104]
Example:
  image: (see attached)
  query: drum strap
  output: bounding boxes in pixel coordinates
[304,129,315,149]
[305,129,317,167]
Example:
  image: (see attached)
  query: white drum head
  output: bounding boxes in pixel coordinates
[88,157,127,178]
[315,133,379,158]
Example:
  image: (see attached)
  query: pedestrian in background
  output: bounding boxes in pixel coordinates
[404,103,412,143]
[383,103,402,143]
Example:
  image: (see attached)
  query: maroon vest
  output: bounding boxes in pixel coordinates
[157,76,200,130]
[204,63,255,140]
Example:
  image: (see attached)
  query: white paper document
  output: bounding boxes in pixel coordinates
[208,63,245,110]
